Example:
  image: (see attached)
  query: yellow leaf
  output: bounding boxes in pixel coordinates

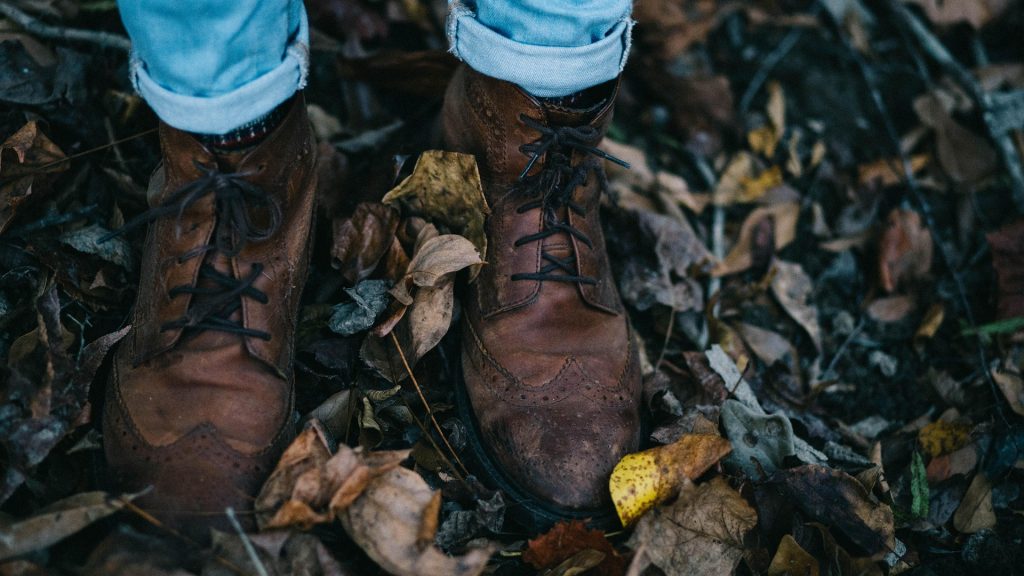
[738,166,784,203]
[609,434,732,526]
[919,420,971,458]
[747,125,777,156]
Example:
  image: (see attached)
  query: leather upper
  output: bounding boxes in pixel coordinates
[443,66,642,510]
[103,94,317,537]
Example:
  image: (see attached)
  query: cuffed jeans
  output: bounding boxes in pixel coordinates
[118,0,632,133]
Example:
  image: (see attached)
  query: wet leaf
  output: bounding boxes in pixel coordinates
[382,151,489,280]
[878,208,933,293]
[339,466,494,576]
[627,477,757,576]
[768,465,896,559]
[0,121,67,234]
[610,433,732,526]
[767,534,819,576]
[771,260,822,354]
[992,369,1024,416]
[523,520,624,576]
[720,399,795,479]
[331,202,400,285]
[918,420,971,458]
[986,217,1024,321]
[0,491,138,560]
[953,474,996,533]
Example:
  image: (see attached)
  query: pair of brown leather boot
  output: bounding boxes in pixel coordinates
[103,65,641,538]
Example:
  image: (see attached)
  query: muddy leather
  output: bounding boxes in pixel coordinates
[442,66,642,511]
[103,94,317,539]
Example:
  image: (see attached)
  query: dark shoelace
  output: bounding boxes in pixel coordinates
[102,161,281,340]
[510,114,629,285]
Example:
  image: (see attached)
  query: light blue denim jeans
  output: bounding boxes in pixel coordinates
[117,0,632,132]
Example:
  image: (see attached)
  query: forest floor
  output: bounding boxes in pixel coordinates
[1,0,1024,574]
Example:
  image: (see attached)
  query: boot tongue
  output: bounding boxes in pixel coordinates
[541,98,607,127]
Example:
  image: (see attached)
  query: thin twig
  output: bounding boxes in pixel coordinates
[401,395,471,489]
[0,2,131,51]
[823,318,865,378]
[33,127,158,172]
[389,332,469,476]
[738,20,809,115]
[225,507,270,576]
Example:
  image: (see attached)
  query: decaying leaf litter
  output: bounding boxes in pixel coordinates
[1,0,1023,574]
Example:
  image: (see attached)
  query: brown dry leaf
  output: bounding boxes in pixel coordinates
[714,202,800,276]
[206,530,352,576]
[0,491,139,561]
[914,302,945,346]
[0,121,68,234]
[857,154,928,188]
[926,443,978,483]
[632,0,733,60]
[953,474,996,533]
[992,369,1024,416]
[523,520,624,576]
[866,295,917,323]
[735,322,798,371]
[610,434,732,526]
[986,217,1024,320]
[905,0,1012,28]
[382,150,490,280]
[913,92,998,183]
[255,427,410,530]
[878,208,933,293]
[627,476,757,576]
[768,465,896,559]
[339,466,494,576]
[601,139,709,215]
[331,202,400,285]
[771,260,823,354]
[713,152,755,206]
[768,534,819,576]
[390,234,483,305]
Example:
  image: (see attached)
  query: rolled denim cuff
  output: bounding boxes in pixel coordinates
[129,11,310,134]
[446,2,633,98]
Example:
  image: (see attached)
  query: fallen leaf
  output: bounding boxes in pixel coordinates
[992,369,1024,416]
[768,534,819,576]
[926,443,978,483]
[0,491,138,560]
[714,202,800,277]
[913,302,945,346]
[768,465,896,559]
[905,0,1012,28]
[986,217,1024,321]
[389,234,482,306]
[328,279,391,336]
[382,150,490,280]
[206,530,351,576]
[721,399,796,479]
[857,154,928,188]
[866,294,917,323]
[331,202,400,285]
[771,260,823,353]
[910,451,930,521]
[339,466,494,576]
[878,208,933,293]
[0,121,67,234]
[918,420,971,457]
[913,91,998,183]
[953,474,996,533]
[610,433,732,526]
[735,322,799,372]
[523,520,624,576]
[627,477,757,576]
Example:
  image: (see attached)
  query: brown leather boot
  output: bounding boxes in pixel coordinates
[442,66,642,528]
[102,95,316,539]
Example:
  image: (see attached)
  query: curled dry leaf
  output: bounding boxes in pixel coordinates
[878,208,933,293]
[339,466,494,576]
[331,202,400,285]
[610,433,732,526]
[0,491,139,561]
[382,150,490,280]
[0,121,67,234]
[627,476,757,576]
[522,520,624,576]
[713,202,800,277]
[905,0,1012,29]
[720,399,795,479]
[768,464,896,559]
[255,427,410,530]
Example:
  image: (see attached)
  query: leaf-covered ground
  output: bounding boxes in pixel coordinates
[1,0,1023,575]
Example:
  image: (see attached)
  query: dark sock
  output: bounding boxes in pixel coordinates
[192,101,290,153]
[537,78,615,110]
